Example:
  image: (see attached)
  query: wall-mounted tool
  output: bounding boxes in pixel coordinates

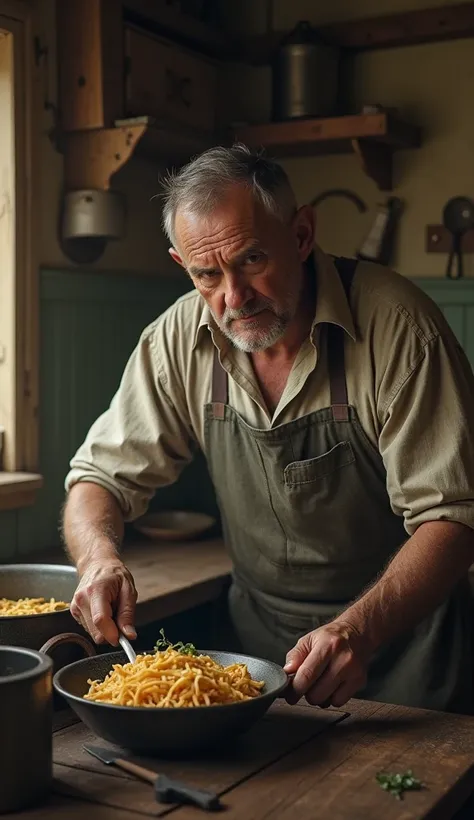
[310,188,403,268]
[442,196,474,279]
[311,188,367,214]
[356,196,404,267]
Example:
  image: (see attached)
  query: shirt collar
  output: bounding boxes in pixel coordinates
[311,245,356,342]
[192,244,356,351]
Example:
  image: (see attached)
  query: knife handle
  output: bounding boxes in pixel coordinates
[155,774,221,811]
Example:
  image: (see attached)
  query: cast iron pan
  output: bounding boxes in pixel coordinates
[53,642,289,756]
[443,196,474,279]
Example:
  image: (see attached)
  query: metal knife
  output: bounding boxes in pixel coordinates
[83,744,222,811]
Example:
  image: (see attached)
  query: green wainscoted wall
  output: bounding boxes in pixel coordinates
[0,268,219,562]
[1,273,474,562]
[414,278,474,366]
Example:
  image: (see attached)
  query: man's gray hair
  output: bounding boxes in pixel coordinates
[161,143,297,248]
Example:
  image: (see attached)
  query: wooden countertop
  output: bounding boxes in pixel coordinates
[24,537,233,626]
[124,538,232,625]
[13,698,474,819]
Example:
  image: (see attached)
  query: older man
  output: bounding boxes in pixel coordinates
[63,144,474,713]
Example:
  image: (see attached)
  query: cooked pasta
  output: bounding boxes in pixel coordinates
[84,646,265,708]
[0,597,69,616]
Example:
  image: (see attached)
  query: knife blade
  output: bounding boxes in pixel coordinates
[83,745,222,811]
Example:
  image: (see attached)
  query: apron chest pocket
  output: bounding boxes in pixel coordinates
[284,440,355,486]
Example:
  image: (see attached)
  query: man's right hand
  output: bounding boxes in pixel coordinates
[70,559,138,645]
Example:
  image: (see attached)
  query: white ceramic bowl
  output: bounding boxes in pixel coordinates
[134,510,216,541]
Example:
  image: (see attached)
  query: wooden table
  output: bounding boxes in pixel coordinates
[122,538,232,626]
[9,699,474,819]
[26,538,233,626]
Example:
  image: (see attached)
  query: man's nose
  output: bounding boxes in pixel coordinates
[224,275,252,311]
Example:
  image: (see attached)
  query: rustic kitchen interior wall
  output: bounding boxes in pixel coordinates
[0,0,215,559]
[219,0,474,278]
[1,0,474,558]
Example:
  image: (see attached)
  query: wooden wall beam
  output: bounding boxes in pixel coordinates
[56,0,123,131]
[243,2,474,64]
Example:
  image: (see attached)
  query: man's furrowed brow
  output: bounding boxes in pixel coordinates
[188,241,262,277]
[232,241,263,264]
[188,265,220,278]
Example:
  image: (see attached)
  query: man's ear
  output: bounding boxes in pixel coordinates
[293,204,315,262]
[169,247,185,268]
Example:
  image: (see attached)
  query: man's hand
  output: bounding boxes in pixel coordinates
[70,559,138,646]
[283,621,371,708]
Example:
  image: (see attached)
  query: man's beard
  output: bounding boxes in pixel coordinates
[211,293,297,353]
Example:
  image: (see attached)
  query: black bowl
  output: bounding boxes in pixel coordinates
[53,649,288,755]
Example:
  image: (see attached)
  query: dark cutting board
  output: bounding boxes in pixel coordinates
[52,701,346,817]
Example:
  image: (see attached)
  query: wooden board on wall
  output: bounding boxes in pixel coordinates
[56,0,123,131]
[124,26,217,133]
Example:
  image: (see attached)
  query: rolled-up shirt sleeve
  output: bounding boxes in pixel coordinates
[379,331,474,535]
[65,322,195,521]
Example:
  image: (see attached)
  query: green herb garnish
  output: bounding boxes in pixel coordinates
[154,628,198,657]
[376,770,423,800]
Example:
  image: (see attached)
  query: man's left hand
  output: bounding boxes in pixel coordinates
[284,621,371,708]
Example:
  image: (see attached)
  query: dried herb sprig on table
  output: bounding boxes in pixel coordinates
[154,628,198,656]
[376,769,423,800]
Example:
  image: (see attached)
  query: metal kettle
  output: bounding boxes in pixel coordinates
[272,20,339,122]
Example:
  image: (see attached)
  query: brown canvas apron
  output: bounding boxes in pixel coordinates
[204,257,474,713]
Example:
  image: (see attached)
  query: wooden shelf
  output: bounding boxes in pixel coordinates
[63,117,216,191]
[241,2,474,65]
[62,111,420,192]
[118,117,215,166]
[233,112,421,191]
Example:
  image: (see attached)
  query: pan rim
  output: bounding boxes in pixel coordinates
[0,608,71,622]
[53,648,289,713]
[0,563,76,620]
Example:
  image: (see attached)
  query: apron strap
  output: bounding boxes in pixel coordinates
[212,348,228,419]
[210,255,358,423]
[328,256,358,422]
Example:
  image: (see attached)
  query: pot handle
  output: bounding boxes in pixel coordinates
[39,632,97,658]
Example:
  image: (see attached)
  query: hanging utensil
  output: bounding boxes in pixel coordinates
[442,196,474,279]
[310,188,367,213]
[357,196,404,267]
[83,745,222,811]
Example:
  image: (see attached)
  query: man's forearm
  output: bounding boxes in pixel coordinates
[62,482,125,575]
[336,520,474,653]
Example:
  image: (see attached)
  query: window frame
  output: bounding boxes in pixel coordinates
[0,0,41,508]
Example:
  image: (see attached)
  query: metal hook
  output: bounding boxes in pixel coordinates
[310,188,368,213]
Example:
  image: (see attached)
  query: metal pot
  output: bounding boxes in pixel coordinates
[272,20,340,121]
[0,633,96,814]
[0,564,89,679]
[0,646,53,813]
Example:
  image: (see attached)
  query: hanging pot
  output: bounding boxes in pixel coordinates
[272,20,340,121]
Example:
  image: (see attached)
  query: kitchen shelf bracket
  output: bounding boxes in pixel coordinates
[352,139,393,191]
[63,124,147,191]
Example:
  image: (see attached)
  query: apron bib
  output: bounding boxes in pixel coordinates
[204,257,474,713]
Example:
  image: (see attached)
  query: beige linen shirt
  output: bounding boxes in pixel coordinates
[65,246,474,536]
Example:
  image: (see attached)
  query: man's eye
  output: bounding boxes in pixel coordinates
[197,271,219,281]
[245,252,264,265]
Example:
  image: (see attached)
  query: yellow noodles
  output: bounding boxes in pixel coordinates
[84,647,265,708]
[0,597,69,616]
